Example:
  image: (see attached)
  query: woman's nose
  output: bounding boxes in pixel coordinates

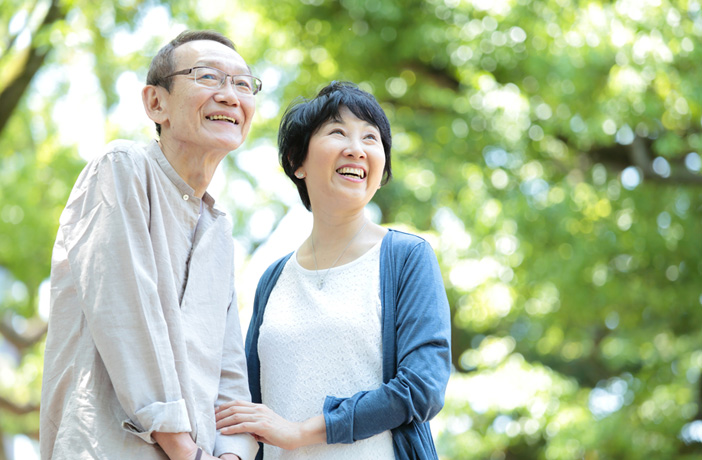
[344,137,366,157]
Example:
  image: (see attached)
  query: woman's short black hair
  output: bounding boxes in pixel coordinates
[278,81,392,211]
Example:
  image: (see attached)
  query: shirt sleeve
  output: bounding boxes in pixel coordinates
[323,239,452,444]
[59,151,190,442]
[213,279,260,460]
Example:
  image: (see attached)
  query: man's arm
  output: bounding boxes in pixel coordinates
[61,150,190,442]
[211,280,259,460]
[153,433,240,460]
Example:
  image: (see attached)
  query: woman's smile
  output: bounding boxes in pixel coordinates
[302,106,385,211]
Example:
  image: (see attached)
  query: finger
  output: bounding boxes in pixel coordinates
[215,400,252,413]
[216,411,263,430]
[230,400,256,408]
[216,400,261,415]
[215,401,236,413]
[216,415,239,430]
[216,412,247,429]
[215,409,235,422]
[216,402,271,421]
[215,406,260,423]
[220,421,260,436]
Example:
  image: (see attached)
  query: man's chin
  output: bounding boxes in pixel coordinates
[213,134,243,152]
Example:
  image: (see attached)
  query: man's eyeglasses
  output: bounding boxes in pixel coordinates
[164,66,262,95]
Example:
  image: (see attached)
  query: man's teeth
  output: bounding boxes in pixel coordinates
[337,167,366,178]
[207,115,236,124]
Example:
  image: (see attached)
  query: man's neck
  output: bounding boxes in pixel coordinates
[158,138,227,198]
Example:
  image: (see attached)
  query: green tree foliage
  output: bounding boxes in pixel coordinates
[1,0,701,459]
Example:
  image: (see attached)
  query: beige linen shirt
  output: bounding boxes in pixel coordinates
[40,140,258,460]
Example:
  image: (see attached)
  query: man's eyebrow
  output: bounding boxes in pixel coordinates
[196,60,253,74]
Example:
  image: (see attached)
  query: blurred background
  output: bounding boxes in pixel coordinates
[1,0,702,458]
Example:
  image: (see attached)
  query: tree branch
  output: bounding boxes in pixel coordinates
[0,0,42,62]
[1,30,21,63]
[628,136,702,185]
[0,0,65,137]
[586,135,702,186]
[0,319,47,351]
[404,61,461,91]
[0,394,39,415]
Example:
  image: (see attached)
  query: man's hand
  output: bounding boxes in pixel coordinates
[219,454,241,460]
[152,432,223,460]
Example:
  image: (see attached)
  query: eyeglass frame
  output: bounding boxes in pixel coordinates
[163,66,262,95]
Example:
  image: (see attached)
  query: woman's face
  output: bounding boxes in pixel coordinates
[298,106,386,214]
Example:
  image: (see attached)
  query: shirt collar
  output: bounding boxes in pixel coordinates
[147,139,223,215]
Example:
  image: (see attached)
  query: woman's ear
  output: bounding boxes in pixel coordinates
[142,85,169,126]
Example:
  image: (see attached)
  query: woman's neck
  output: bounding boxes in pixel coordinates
[311,212,367,248]
[298,212,386,270]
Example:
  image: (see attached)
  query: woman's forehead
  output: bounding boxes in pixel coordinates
[323,106,376,127]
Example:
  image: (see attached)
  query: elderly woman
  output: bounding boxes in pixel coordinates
[216,81,451,459]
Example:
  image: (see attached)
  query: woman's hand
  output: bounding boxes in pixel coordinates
[215,401,326,450]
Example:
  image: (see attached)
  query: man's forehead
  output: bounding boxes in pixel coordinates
[174,40,248,71]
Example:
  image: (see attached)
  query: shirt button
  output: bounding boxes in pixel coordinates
[183,194,189,201]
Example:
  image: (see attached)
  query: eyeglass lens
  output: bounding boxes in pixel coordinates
[193,68,258,94]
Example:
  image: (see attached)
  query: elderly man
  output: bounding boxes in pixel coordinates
[40,30,260,460]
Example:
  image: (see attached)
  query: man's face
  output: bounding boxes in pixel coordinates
[159,40,255,154]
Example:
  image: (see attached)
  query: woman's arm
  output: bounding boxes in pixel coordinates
[218,236,450,447]
[324,238,451,443]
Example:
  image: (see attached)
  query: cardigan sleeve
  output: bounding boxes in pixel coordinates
[323,237,451,444]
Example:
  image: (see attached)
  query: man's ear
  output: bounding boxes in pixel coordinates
[142,85,169,126]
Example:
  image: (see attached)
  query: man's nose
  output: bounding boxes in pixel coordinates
[215,78,241,105]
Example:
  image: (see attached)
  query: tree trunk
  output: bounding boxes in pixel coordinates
[0,0,65,138]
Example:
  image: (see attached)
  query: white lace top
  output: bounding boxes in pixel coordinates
[258,241,394,459]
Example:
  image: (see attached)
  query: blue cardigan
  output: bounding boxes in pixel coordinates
[245,229,452,459]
